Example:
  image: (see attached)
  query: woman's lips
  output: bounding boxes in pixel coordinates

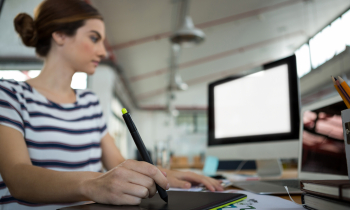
[92,61,99,67]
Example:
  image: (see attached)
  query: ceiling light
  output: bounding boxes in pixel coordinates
[170,16,205,48]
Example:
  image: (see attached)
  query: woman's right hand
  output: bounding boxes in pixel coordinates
[80,159,169,205]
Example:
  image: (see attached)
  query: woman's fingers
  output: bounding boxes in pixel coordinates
[199,177,223,192]
[203,176,223,191]
[169,177,192,189]
[121,160,169,190]
[122,182,150,199]
[83,160,170,205]
[118,194,142,205]
[200,178,216,192]
[125,170,157,198]
[208,178,224,191]
[181,172,223,191]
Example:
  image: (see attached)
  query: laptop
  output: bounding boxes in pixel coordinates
[231,95,349,195]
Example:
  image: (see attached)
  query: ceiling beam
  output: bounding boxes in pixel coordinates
[195,0,303,29]
[110,0,304,51]
[136,57,274,101]
[129,30,305,83]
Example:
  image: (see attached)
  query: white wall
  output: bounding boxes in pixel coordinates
[88,65,113,122]
[88,64,129,158]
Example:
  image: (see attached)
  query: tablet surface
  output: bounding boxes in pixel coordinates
[58,191,247,210]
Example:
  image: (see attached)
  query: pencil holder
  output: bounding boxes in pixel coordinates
[341,109,350,180]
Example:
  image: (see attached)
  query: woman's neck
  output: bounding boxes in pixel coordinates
[28,52,75,94]
[25,52,77,104]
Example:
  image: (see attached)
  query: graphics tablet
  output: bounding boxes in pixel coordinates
[58,191,247,210]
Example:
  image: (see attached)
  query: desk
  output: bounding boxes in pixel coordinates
[60,169,302,210]
[224,169,302,204]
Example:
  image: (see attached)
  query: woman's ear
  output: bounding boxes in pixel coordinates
[52,32,66,46]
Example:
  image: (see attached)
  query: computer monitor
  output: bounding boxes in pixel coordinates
[206,55,300,160]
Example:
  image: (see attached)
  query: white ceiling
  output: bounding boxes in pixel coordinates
[1,0,350,109]
[90,0,350,109]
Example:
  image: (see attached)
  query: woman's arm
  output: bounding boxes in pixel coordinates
[0,125,169,205]
[0,125,99,203]
[100,133,126,170]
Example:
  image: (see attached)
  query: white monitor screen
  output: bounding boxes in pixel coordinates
[214,64,291,139]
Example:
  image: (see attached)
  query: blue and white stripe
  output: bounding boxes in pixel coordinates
[0,79,107,210]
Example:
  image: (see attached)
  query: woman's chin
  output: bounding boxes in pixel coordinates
[87,70,96,75]
[84,68,96,75]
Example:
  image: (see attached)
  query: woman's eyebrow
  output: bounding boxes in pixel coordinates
[90,30,102,39]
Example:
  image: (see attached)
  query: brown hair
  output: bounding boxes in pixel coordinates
[14,0,103,57]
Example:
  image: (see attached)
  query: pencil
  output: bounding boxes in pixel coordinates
[332,76,350,108]
[336,80,350,103]
[337,76,350,96]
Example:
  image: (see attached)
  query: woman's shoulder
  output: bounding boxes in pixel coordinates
[0,79,31,92]
[75,89,103,113]
[0,79,33,100]
[75,88,100,102]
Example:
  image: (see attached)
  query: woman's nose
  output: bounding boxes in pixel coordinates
[98,44,107,59]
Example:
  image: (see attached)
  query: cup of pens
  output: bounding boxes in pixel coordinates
[333,76,350,180]
[333,76,350,108]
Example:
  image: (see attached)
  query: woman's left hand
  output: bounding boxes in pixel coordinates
[160,169,224,192]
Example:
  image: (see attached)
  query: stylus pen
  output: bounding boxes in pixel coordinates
[121,108,168,203]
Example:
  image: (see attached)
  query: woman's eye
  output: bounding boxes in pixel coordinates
[90,36,99,43]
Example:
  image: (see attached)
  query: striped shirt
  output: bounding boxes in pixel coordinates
[0,79,108,210]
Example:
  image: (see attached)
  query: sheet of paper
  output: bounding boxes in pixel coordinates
[222,173,260,181]
[221,179,232,188]
[167,179,232,192]
[167,187,203,192]
[216,190,304,210]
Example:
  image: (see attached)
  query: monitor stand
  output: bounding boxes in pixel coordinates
[256,159,283,177]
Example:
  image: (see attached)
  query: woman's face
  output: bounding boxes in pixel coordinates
[61,19,107,75]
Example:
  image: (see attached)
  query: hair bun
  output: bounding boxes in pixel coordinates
[14,13,38,47]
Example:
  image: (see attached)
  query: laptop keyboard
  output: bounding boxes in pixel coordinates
[262,179,300,189]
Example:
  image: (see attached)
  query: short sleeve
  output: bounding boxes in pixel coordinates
[0,81,25,136]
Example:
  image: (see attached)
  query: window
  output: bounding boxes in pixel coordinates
[71,72,87,89]
[342,10,350,46]
[295,9,350,76]
[0,70,87,89]
[176,112,207,133]
[295,44,311,78]
[309,10,350,69]
[0,70,29,81]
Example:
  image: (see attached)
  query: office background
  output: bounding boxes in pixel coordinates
[0,0,350,163]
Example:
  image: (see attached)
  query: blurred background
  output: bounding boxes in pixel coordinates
[1,0,350,169]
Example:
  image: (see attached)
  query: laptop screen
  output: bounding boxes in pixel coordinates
[301,101,348,176]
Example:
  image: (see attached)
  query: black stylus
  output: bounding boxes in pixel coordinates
[121,108,168,203]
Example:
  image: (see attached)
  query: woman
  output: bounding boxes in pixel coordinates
[0,0,223,209]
